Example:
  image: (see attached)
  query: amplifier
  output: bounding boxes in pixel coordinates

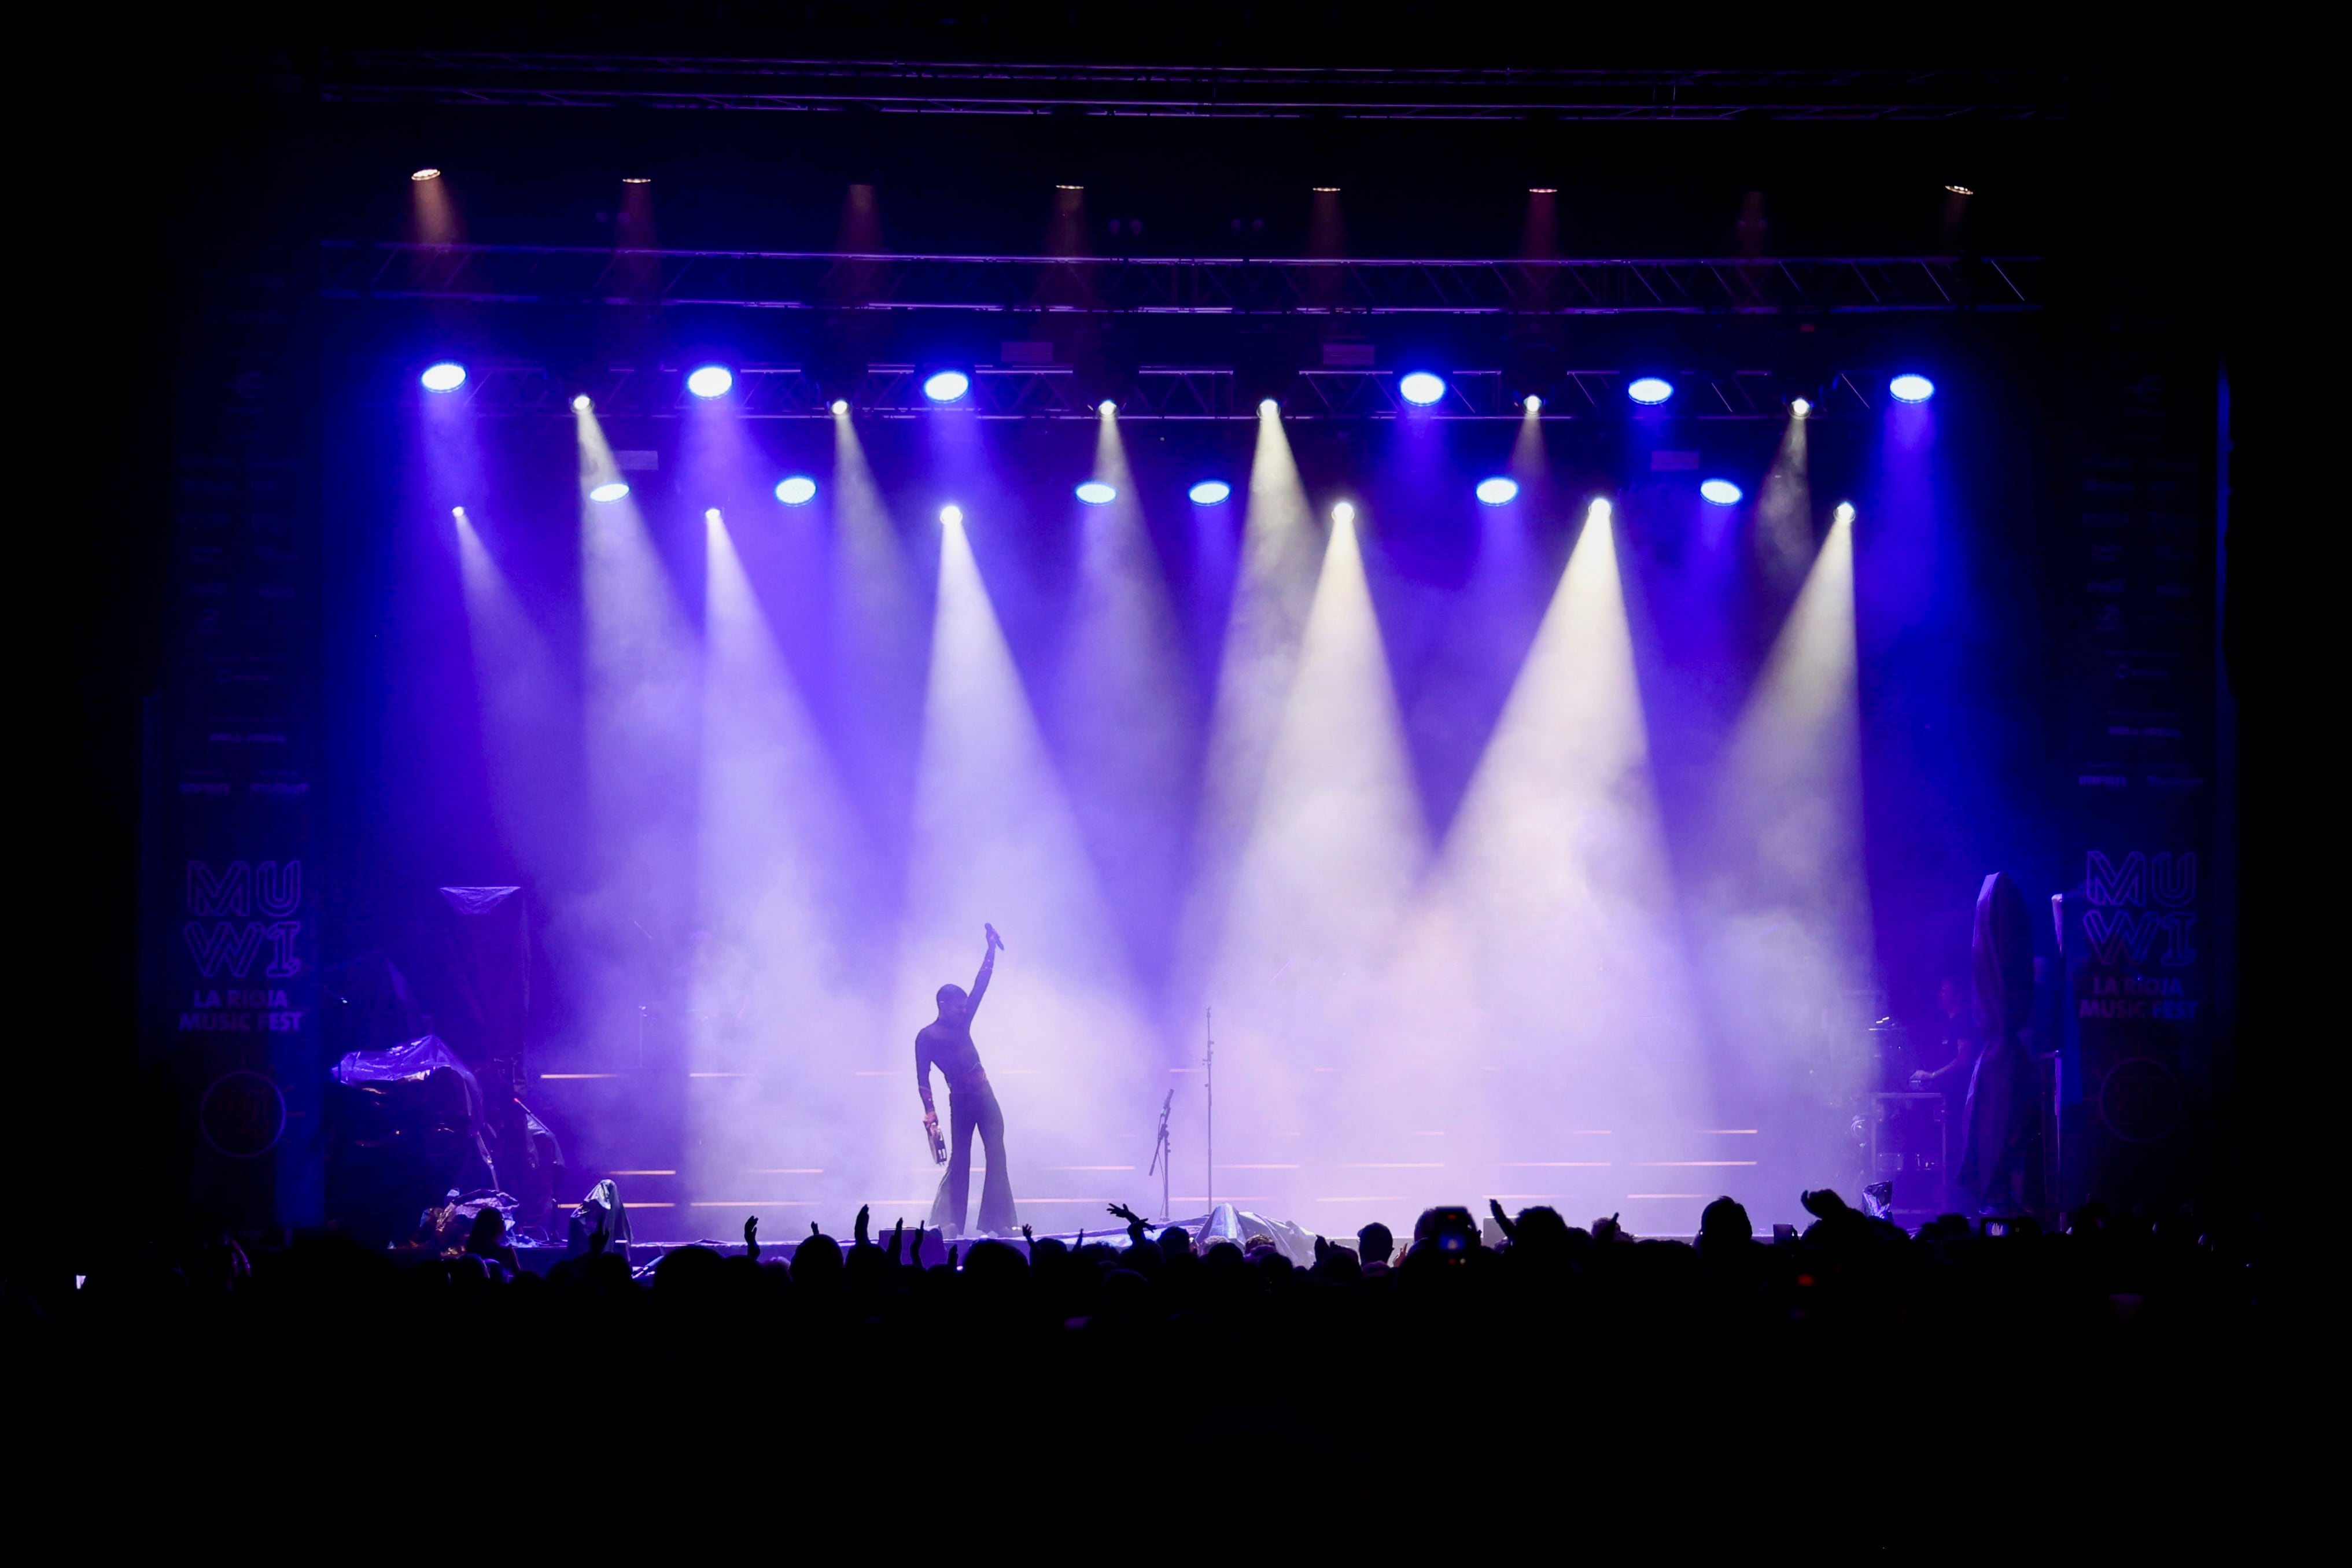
[1870,1092,1948,1220]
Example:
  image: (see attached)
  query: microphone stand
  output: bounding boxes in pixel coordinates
[1147,1089,1173,1221]
[1204,1008,1215,1213]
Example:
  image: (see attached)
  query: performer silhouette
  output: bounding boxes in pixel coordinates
[917,923,1017,1238]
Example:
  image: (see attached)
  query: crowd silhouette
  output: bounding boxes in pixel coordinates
[8,1186,2271,1540]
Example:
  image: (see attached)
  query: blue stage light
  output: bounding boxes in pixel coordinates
[1700,478,1743,506]
[1889,373,1936,403]
[1474,477,1520,506]
[923,369,971,403]
[686,365,734,399]
[1628,376,1675,405]
[775,476,817,506]
[1188,479,1233,506]
[1075,481,1117,505]
[588,481,630,503]
[1398,371,1447,405]
[421,361,467,393]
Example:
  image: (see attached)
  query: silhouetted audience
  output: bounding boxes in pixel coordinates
[10,1180,2266,1534]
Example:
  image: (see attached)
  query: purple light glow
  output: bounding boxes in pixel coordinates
[377,409,2018,1241]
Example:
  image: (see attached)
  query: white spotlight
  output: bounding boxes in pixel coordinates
[775,476,818,506]
[1097,400,1118,416]
[1834,502,1856,524]
[1398,371,1447,405]
[1700,479,1744,506]
[1475,477,1520,506]
[1074,481,1117,505]
[420,361,467,393]
[923,370,972,403]
[1945,183,1974,195]
[589,481,630,503]
[686,365,734,399]
[830,399,850,415]
[1258,398,1280,415]
[1522,394,1543,413]
[572,394,592,412]
[1790,397,1812,417]
[1187,479,1233,506]
[1628,377,1675,405]
[1889,374,1936,404]
[940,504,964,527]
[410,168,441,182]
[1332,501,1356,526]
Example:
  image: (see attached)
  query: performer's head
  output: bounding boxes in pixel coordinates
[935,982,970,1024]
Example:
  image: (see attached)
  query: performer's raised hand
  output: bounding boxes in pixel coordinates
[854,1204,872,1245]
[743,1215,760,1261]
[984,922,1004,952]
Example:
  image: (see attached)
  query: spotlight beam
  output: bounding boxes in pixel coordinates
[900,507,1152,1185]
[1429,500,1705,1134]
[1179,401,1324,993]
[1697,506,1869,1161]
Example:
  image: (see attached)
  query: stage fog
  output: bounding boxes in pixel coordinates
[330,387,2046,1238]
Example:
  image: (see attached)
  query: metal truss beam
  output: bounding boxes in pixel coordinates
[424,364,1883,421]
[322,55,2062,121]
[326,243,2038,315]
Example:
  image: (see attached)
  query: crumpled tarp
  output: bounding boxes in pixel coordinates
[438,885,521,917]
[330,1034,497,1187]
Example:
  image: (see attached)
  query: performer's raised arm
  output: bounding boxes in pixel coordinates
[967,922,1004,1019]
[915,1036,938,1121]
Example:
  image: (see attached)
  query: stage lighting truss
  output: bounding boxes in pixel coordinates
[430,363,1888,422]
[327,243,2042,319]
[326,58,2064,123]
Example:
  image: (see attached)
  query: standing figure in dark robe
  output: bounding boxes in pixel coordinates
[1953,872,2041,1214]
[917,924,1018,1238]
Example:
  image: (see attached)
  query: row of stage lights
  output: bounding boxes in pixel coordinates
[555,503,1853,533]
[583,470,1766,511]
[429,359,1929,511]
[422,362,1940,414]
